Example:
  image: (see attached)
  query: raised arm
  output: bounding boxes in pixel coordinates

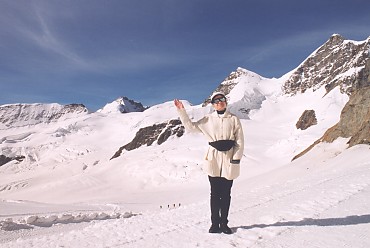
[174,99,204,133]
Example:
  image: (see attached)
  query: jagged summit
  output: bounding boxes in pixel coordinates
[204,67,281,119]
[283,34,370,96]
[204,67,266,104]
[98,97,147,114]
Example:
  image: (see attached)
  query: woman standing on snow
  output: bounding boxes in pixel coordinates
[174,92,244,234]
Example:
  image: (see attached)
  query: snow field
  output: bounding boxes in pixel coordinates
[1,145,369,248]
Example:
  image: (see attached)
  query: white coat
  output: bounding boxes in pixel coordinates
[177,108,244,180]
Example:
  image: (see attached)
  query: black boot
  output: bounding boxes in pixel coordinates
[220,223,232,234]
[220,199,232,234]
[208,224,221,233]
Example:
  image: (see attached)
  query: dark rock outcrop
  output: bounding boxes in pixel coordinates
[119,97,147,113]
[293,86,370,160]
[111,119,184,159]
[0,155,25,166]
[296,110,318,130]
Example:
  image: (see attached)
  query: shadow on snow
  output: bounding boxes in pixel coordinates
[234,214,370,231]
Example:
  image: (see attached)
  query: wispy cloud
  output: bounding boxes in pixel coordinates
[8,2,186,75]
[18,5,90,70]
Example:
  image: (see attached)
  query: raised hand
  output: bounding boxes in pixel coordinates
[174,99,184,109]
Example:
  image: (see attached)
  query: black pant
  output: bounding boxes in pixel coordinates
[208,176,233,225]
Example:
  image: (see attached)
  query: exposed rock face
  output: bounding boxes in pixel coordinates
[111,119,184,159]
[119,97,147,113]
[296,110,318,130]
[293,86,370,160]
[0,103,88,128]
[324,86,370,147]
[283,34,370,96]
[0,154,25,166]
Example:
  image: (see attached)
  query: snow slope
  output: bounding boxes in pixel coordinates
[1,144,369,247]
[1,73,369,247]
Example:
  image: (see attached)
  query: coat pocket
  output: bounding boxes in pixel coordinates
[227,162,240,180]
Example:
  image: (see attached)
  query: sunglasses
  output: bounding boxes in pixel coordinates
[211,97,226,104]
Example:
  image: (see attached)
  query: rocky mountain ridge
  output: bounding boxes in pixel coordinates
[0,103,88,129]
[205,34,369,160]
[283,34,370,96]
[283,34,370,160]
[0,34,369,166]
[0,96,146,129]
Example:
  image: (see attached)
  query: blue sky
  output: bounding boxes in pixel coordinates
[1,0,369,111]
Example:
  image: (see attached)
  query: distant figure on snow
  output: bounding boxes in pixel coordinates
[174,92,244,234]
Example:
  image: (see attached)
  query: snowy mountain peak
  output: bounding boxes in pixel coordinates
[283,34,370,95]
[205,67,266,103]
[0,103,88,129]
[204,67,281,119]
[98,97,147,114]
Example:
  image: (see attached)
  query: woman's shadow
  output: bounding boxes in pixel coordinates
[233,214,370,231]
